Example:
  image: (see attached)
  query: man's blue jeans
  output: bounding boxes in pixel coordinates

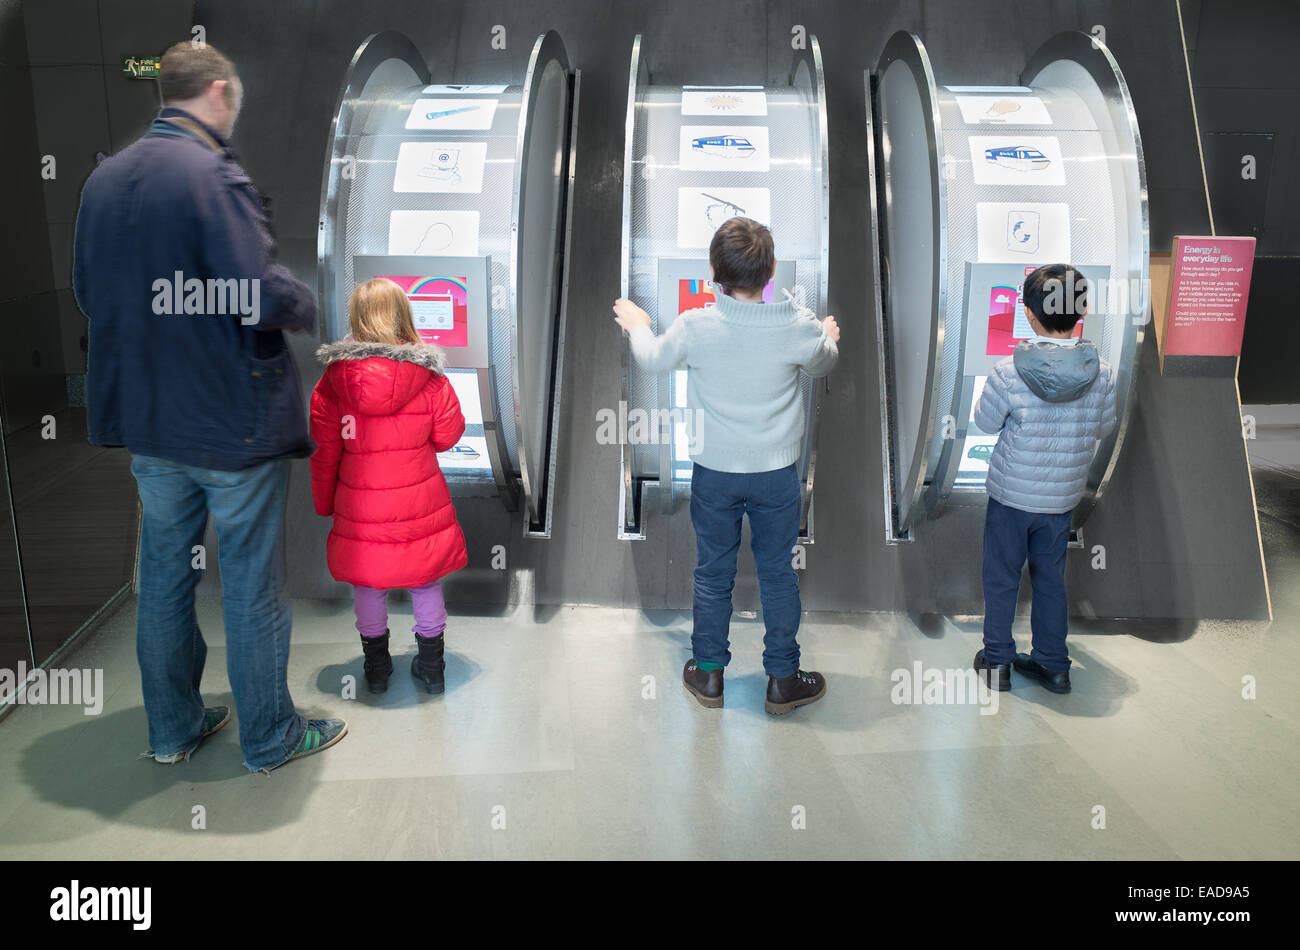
[131,454,305,771]
[690,463,802,678]
[981,497,1072,672]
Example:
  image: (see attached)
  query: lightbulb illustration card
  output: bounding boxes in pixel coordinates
[388,210,480,256]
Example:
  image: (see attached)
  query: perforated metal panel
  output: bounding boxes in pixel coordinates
[872,30,1147,538]
[318,31,577,535]
[619,35,829,540]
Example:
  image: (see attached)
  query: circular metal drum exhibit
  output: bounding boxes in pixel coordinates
[317,30,579,537]
[618,34,830,541]
[870,30,1147,540]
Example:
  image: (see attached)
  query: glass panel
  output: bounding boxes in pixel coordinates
[0,424,33,691]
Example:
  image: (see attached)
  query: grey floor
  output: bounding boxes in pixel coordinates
[0,412,1297,859]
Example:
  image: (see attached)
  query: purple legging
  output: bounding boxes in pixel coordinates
[354,580,447,638]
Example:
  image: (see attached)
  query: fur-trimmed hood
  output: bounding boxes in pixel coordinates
[316,339,447,417]
[316,338,446,374]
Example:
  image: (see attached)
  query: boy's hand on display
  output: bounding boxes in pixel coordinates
[613,297,651,333]
[822,316,840,343]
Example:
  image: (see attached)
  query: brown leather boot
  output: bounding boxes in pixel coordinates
[682,659,723,708]
[765,669,826,715]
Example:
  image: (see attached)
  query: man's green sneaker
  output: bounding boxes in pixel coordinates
[279,718,348,767]
[151,705,231,764]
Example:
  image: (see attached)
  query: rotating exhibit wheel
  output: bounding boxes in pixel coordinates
[317,30,580,538]
[870,30,1147,541]
[618,33,830,541]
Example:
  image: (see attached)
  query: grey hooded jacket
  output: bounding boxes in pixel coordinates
[972,340,1117,514]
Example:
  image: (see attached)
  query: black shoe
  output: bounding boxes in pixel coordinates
[412,631,446,694]
[682,659,723,708]
[765,669,826,715]
[1013,653,1071,693]
[973,649,1011,692]
[360,630,393,693]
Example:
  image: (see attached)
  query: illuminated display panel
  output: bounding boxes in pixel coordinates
[984,267,1082,358]
[376,274,469,349]
[957,262,1110,486]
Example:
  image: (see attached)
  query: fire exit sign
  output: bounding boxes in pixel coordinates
[122,56,161,78]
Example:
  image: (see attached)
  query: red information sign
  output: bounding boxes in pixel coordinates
[1165,236,1255,357]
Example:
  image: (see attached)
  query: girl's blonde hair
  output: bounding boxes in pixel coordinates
[347,278,421,345]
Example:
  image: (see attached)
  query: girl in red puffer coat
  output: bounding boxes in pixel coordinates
[310,278,468,696]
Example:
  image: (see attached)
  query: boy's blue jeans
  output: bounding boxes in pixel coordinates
[690,462,802,678]
[981,496,1072,672]
[131,454,306,771]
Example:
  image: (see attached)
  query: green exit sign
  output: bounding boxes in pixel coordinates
[122,56,161,78]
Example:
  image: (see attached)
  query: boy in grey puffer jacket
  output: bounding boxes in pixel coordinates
[972,264,1116,695]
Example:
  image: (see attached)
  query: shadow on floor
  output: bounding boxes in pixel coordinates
[314,650,481,706]
[947,614,1200,644]
[13,693,340,843]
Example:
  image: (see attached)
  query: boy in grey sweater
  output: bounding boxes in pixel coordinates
[972,263,1117,695]
[613,217,839,714]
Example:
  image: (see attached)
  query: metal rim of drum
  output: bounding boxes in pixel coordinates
[1022,30,1149,528]
[873,30,948,535]
[616,35,829,541]
[510,30,573,531]
[316,31,430,345]
[791,34,829,542]
[617,34,647,539]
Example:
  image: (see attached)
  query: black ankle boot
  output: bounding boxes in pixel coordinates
[1013,653,1071,693]
[412,631,446,694]
[359,630,393,693]
[974,649,1012,692]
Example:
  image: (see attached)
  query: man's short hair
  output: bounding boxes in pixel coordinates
[1022,263,1088,333]
[709,217,775,296]
[159,41,238,104]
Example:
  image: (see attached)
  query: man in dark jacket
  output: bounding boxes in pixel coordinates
[73,41,346,771]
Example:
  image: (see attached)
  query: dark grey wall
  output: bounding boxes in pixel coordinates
[2,0,62,434]
[43,0,1269,619]
[0,0,40,676]
[21,0,193,396]
[0,0,179,672]
[1184,0,1300,403]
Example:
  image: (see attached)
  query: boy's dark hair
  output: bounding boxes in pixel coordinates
[159,42,238,104]
[709,217,774,296]
[1022,263,1088,334]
